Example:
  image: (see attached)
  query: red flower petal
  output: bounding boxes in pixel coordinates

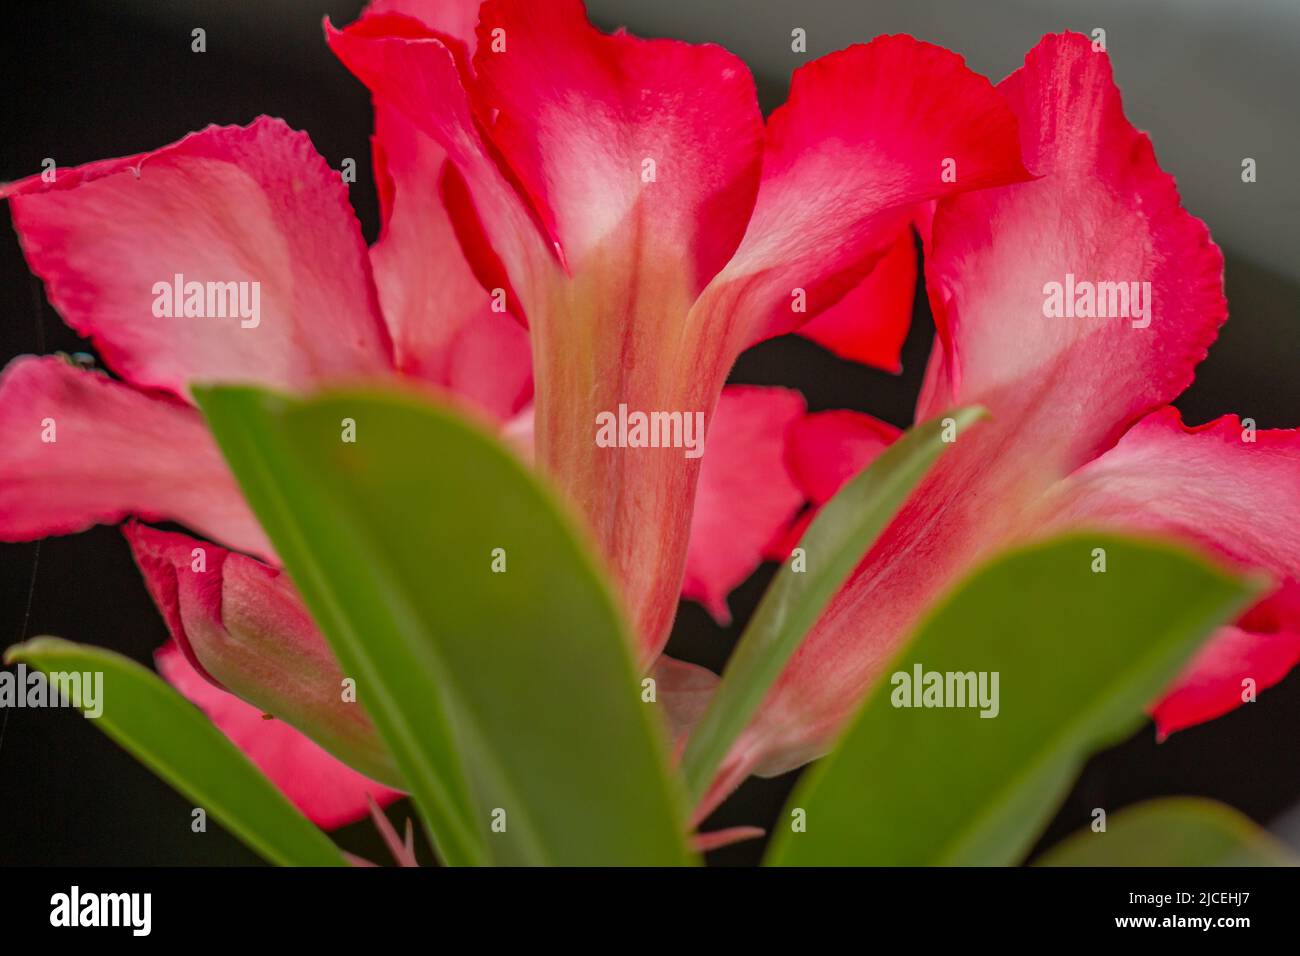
[127,523,401,800]
[682,386,805,625]
[364,0,483,40]
[358,2,534,417]
[649,654,719,758]
[0,356,270,557]
[368,106,533,418]
[918,33,1226,472]
[325,11,554,295]
[1151,626,1300,739]
[692,826,764,853]
[371,107,485,373]
[763,409,901,561]
[443,302,534,419]
[4,118,391,398]
[796,230,918,373]
[157,641,399,830]
[473,0,764,297]
[789,410,901,506]
[722,32,1236,790]
[701,34,1030,354]
[1034,407,1300,734]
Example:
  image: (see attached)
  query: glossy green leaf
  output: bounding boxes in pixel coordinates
[766,533,1262,866]
[1036,798,1296,866]
[4,637,346,867]
[681,407,986,802]
[198,385,692,866]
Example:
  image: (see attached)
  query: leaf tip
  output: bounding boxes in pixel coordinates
[3,635,63,667]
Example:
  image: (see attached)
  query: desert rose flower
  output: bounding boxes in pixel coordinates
[0,0,839,826]
[325,0,1031,662]
[703,33,1300,813]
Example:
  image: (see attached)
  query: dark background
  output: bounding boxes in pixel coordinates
[1,0,1297,866]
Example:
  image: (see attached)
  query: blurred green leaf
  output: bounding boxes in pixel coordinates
[1036,798,1296,866]
[4,637,346,867]
[681,407,986,803]
[198,385,692,866]
[766,533,1262,866]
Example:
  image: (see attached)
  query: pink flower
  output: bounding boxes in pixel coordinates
[8,1,1279,840]
[701,33,1300,813]
[0,0,842,825]
[0,0,1020,829]
[324,0,1030,663]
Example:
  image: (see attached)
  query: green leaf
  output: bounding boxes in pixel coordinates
[197,387,485,867]
[4,637,346,867]
[197,385,693,866]
[681,407,986,803]
[1036,798,1296,866]
[766,533,1262,866]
